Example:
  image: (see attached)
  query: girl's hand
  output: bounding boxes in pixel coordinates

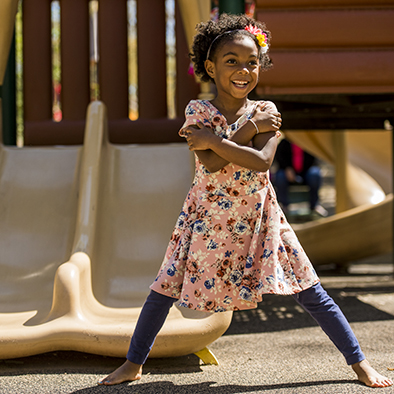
[184,122,218,151]
[251,102,282,134]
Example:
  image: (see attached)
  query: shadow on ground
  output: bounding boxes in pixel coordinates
[0,352,202,377]
[0,262,392,394]
[224,284,394,336]
[69,379,359,394]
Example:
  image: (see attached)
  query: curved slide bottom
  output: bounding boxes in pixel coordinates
[293,195,393,266]
[0,252,232,360]
[0,102,232,360]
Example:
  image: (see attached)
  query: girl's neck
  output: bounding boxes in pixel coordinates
[211,96,251,122]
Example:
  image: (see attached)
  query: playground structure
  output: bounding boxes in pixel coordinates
[254,0,393,265]
[0,0,393,360]
[0,0,232,361]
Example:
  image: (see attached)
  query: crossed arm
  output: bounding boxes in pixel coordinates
[182,102,282,173]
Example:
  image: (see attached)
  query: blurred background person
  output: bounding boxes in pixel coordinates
[273,138,328,217]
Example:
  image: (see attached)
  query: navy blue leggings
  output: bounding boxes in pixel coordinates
[291,282,364,365]
[126,291,177,365]
[126,283,365,366]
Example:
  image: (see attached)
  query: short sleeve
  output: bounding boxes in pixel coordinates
[178,100,209,137]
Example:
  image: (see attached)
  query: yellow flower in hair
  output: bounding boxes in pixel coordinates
[256,33,267,48]
[244,25,268,53]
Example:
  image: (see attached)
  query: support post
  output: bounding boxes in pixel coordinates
[1,33,16,145]
[332,131,350,213]
[392,128,394,276]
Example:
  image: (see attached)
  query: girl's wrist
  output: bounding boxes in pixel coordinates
[207,133,222,150]
[248,119,259,135]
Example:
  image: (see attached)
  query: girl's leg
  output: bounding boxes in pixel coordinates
[99,290,177,386]
[127,290,177,364]
[293,282,393,387]
[292,282,364,365]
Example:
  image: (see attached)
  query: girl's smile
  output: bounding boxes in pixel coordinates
[232,80,249,89]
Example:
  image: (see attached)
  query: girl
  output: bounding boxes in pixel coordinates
[99,14,392,388]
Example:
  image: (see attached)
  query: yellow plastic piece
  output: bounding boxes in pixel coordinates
[194,347,219,365]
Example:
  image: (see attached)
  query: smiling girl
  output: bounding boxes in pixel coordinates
[99,14,392,388]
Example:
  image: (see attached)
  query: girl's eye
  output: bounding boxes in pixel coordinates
[249,60,258,66]
[226,58,236,64]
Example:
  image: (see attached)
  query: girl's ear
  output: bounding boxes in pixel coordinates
[204,59,215,79]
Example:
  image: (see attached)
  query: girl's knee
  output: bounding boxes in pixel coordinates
[293,282,332,309]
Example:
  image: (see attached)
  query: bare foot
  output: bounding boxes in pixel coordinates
[352,359,393,388]
[98,360,142,386]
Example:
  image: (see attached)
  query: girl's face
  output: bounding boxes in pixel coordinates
[205,36,260,102]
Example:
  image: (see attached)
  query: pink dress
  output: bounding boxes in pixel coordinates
[150,100,319,312]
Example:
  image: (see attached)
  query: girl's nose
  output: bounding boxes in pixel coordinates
[238,66,249,74]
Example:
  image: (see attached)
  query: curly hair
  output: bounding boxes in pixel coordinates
[190,13,272,83]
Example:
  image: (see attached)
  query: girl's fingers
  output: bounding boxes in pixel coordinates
[188,142,196,151]
[253,102,266,116]
[270,116,281,129]
[274,113,282,127]
[254,104,264,113]
[182,121,203,137]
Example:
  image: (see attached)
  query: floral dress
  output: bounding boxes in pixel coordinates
[150,100,319,312]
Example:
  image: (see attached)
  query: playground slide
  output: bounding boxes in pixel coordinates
[286,130,392,265]
[293,194,392,266]
[0,0,231,361]
[0,102,232,360]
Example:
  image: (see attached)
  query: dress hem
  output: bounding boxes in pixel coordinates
[149,278,320,313]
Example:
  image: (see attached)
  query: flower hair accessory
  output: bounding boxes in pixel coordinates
[206,26,269,60]
[245,25,268,53]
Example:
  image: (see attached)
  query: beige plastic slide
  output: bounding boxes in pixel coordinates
[0,101,232,360]
[0,0,231,362]
[286,130,392,266]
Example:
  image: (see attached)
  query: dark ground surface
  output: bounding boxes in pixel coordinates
[1,256,393,394]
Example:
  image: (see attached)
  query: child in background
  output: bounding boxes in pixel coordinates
[99,13,392,388]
